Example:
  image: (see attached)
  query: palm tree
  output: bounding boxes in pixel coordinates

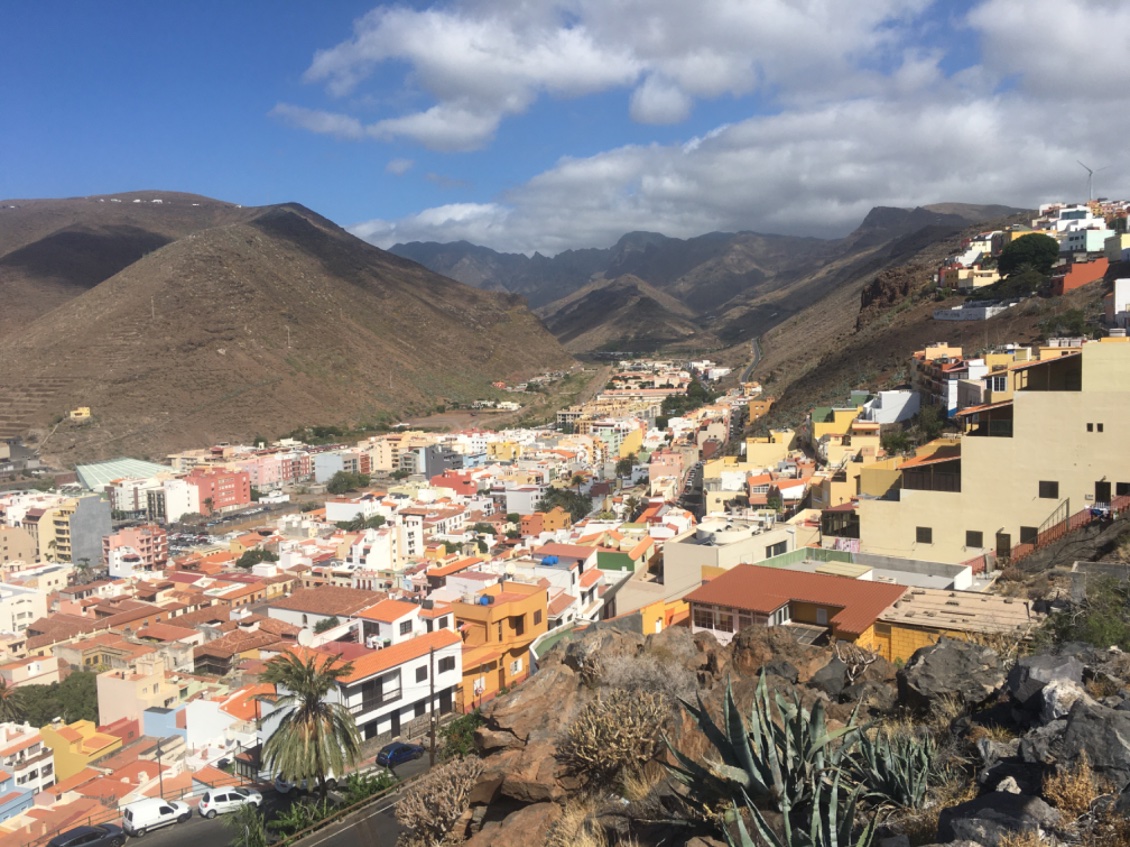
[260,651,361,802]
[0,677,25,723]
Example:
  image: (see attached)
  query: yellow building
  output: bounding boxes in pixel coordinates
[452,581,548,708]
[810,407,863,444]
[68,407,91,422]
[745,429,796,466]
[871,588,1042,663]
[860,343,1130,564]
[40,720,122,781]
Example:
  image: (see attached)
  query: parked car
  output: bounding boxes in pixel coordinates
[47,824,125,847]
[198,787,263,818]
[376,741,426,768]
[274,772,337,794]
[122,797,192,837]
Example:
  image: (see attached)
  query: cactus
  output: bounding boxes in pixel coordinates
[847,728,935,810]
[666,672,865,815]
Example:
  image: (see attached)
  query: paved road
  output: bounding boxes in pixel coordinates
[135,757,430,847]
[740,336,763,383]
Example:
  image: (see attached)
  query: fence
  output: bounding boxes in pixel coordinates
[1008,494,1130,565]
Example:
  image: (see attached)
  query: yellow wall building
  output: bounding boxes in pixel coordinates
[40,720,122,781]
[860,343,1130,564]
[453,581,548,708]
[745,429,796,466]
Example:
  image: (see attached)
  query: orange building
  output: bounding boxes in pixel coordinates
[451,581,548,709]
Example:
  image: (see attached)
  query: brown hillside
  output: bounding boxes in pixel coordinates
[0,202,571,463]
[536,275,715,353]
[746,213,1112,424]
[0,191,257,335]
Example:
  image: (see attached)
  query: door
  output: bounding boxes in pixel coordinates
[815,608,828,626]
[1096,481,1112,506]
[996,532,1011,558]
[390,709,401,738]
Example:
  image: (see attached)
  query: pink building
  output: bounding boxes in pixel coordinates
[185,468,251,515]
[102,525,168,571]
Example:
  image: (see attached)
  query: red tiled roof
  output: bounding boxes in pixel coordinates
[578,569,602,588]
[301,629,462,684]
[357,599,419,622]
[686,564,906,637]
[548,593,576,616]
[268,586,384,616]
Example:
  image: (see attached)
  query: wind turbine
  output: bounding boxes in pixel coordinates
[1077,160,1110,201]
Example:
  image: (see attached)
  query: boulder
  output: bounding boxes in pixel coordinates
[482,664,580,747]
[898,638,1004,712]
[1040,679,1090,723]
[1006,653,1084,711]
[762,660,799,684]
[809,656,847,699]
[463,801,562,847]
[1059,699,1130,787]
[936,793,1060,846]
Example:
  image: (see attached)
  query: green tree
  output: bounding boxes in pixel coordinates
[335,514,386,532]
[881,430,910,456]
[250,487,262,502]
[203,497,215,516]
[913,405,945,442]
[326,471,371,496]
[236,549,279,569]
[615,453,637,482]
[505,513,520,524]
[538,488,593,523]
[313,616,341,634]
[260,651,362,803]
[21,672,99,725]
[223,802,269,847]
[0,678,25,723]
[997,233,1059,277]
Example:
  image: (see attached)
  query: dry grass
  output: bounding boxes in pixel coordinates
[546,797,641,847]
[997,831,1045,847]
[1085,674,1122,699]
[926,694,966,735]
[966,722,1017,745]
[619,761,666,802]
[1044,751,1108,820]
[890,777,978,847]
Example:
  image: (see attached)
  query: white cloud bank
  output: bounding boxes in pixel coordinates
[281,0,1130,253]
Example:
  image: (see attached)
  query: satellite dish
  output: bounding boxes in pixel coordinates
[297,628,314,647]
[505,562,516,577]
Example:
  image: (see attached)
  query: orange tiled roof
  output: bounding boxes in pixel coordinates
[292,629,461,684]
[686,564,906,637]
[357,599,420,622]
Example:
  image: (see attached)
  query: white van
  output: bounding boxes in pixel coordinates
[121,797,192,837]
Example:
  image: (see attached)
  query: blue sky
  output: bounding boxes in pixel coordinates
[4,1,1130,254]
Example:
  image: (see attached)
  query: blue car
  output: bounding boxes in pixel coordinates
[376,741,426,767]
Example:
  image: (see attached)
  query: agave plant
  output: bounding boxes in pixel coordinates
[666,672,867,816]
[729,768,878,847]
[847,728,935,810]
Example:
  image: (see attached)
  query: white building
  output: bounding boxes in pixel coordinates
[860,390,921,424]
[0,723,55,793]
[0,584,46,634]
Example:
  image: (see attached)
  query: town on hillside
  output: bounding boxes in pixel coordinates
[3,201,1130,845]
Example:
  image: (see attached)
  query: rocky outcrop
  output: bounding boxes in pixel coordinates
[463,802,562,847]
[937,793,1060,846]
[1058,699,1130,788]
[898,638,1005,712]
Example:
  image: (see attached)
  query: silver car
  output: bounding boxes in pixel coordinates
[197,787,263,818]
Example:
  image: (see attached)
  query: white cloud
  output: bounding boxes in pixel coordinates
[270,103,364,140]
[630,75,693,124]
[292,0,933,150]
[385,158,414,175]
[339,0,1130,254]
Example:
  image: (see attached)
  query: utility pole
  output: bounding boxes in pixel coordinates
[156,740,165,799]
[429,645,437,766]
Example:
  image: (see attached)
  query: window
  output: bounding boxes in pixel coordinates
[438,656,455,673]
[765,540,788,559]
[991,375,1007,392]
[916,527,933,544]
[874,623,891,636]
[1039,481,1059,499]
[509,658,523,675]
[533,610,542,626]
[1099,423,1105,433]
[416,666,427,683]
[437,616,448,629]
[512,614,525,636]
[692,606,713,630]
[1087,423,1094,432]
[1020,526,1038,545]
[399,620,412,636]
[1118,483,1130,497]
[966,530,983,549]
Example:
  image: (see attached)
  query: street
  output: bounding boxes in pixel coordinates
[135,756,430,847]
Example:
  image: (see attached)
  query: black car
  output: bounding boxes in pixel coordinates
[47,824,125,847]
[376,741,426,767]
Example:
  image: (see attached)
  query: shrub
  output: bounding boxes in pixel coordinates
[1044,751,1107,820]
[558,689,666,786]
[341,769,397,805]
[600,651,697,703]
[395,757,484,847]
[439,709,485,760]
[223,803,269,847]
